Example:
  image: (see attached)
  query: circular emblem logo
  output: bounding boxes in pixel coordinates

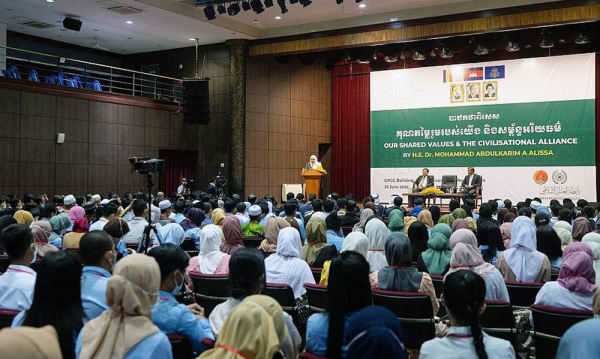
[533,170,548,185]
[552,170,567,185]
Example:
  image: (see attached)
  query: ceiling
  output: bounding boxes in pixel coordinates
[0,0,562,55]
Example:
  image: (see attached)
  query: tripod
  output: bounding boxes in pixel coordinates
[137,173,162,253]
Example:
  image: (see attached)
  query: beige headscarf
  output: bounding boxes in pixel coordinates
[80,254,161,359]
[14,210,34,226]
[211,208,226,228]
[301,217,328,266]
[260,217,290,253]
[200,295,286,359]
[0,325,62,359]
[417,210,434,228]
[404,216,417,230]
[353,208,374,233]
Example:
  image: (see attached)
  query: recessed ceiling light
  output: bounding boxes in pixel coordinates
[275,16,281,19]
[189,38,195,41]
[46,0,54,3]
[359,3,366,8]
[126,20,133,24]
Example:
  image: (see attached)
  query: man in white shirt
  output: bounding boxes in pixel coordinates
[0,224,37,311]
[89,202,119,231]
[234,202,249,225]
[122,200,161,244]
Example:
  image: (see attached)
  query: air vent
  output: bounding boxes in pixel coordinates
[20,21,55,29]
[107,5,143,15]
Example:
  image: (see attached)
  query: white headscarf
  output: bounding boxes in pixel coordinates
[582,232,600,285]
[553,220,573,249]
[504,216,546,282]
[365,218,389,272]
[342,232,369,258]
[153,223,185,246]
[275,227,302,258]
[198,224,227,274]
[309,155,319,169]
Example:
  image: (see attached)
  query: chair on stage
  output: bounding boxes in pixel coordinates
[440,175,457,193]
[530,304,592,359]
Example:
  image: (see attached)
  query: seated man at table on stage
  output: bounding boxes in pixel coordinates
[413,168,434,193]
[303,155,327,174]
[460,166,482,200]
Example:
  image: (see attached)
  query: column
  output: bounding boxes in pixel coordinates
[226,39,248,197]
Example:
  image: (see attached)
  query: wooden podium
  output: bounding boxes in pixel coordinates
[302,169,324,199]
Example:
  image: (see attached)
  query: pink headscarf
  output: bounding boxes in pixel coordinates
[72,217,89,234]
[68,206,85,224]
[557,251,598,294]
[446,242,496,280]
[220,216,244,255]
[451,218,470,233]
[449,228,478,250]
[563,242,593,260]
[500,222,512,249]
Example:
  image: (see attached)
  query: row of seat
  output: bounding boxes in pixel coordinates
[2,65,102,91]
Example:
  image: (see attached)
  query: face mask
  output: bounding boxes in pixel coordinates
[172,270,184,295]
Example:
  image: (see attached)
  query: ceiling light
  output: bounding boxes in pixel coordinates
[228,2,241,15]
[264,0,274,7]
[242,0,251,10]
[412,51,425,61]
[539,33,554,48]
[277,0,288,13]
[505,41,520,52]
[217,4,226,14]
[275,15,281,19]
[440,47,454,58]
[46,0,54,2]
[474,44,489,55]
[126,20,133,24]
[574,32,589,45]
[189,38,195,41]
[250,0,265,13]
[299,0,311,6]
[203,4,216,20]
[358,3,366,8]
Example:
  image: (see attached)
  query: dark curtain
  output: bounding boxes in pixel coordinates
[159,150,198,197]
[331,63,371,200]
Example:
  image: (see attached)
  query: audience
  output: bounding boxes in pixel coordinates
[220,216,244,255]
[420,270,515,358]
[75,254,172,359]
[79,231,115,321]
[0,325,62,359]
[325,212,344,251]
[387,209,405,233]
[573,216,592,241]
[153,223,185,247]
[0,224,37,310]
[147,244,214,355]
[12,251,83,359]
[582,232,600,284]
[241,204,264,236]
[306,251,372,357]
[260,217,290,257]
[31,220,59,259]
[352,208,374,233]
[121,200,161,244]
[408,221,429,263]
[365,218,389,272]
[536,225,564,271]
[301,216,338,267]
[88,202,118,231]
[418,227,451,275]
[187,224,230,275]
[477,220,504,265]
[62,217,89,248]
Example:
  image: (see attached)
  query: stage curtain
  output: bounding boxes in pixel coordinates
[159,150,198,197]
[331,63,371,200]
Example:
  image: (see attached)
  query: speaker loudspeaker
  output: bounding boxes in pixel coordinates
[183,78,210,125]
[56,133,65,144]
[63,17,82,32]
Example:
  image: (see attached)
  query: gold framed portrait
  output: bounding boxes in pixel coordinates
[483,81,498,101]
[450,84,464,103]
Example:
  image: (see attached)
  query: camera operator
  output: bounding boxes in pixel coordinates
[177,178,191,198]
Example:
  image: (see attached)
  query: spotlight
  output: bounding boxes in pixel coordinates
[412,51,425,61]
[203,5,217,20]
[250,0,265,13]
[217,3,226,14]
[539,33,554,48]
[228,2,241,15]
[299,0,311,6]
[474,44,489,55]
[440,47,454,58]
[264,0,274,7]
[242,0,251,10]
[574,32,589,45]
[505,41,520,52]
[277,0,288,13]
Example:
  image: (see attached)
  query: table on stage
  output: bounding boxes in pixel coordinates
[403,192,464,208]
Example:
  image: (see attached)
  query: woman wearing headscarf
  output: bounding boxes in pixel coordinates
[497,216,551,283]
[31,221,59,259]
[0,325,62,359]
[466,217,477,233]
[431,223,452,240]
[438,214,455,227]
[573,216,592,241]
[345,306,407,359]
[533,249,597,313]
[187,225,230,275]
[14,210,34,227]
[497,208,509,225]
[451,208,467,219]
[387,209,405,233]
[352,208,374,233]
[200,295,287,359]
[554,220,573,249]
[211,208,225,228]
[75,254,172,359]
[152,223,186,247]
[62,218,89,248]
[302,217,337,267]
[500,221,513,249]
[260,217,290,257]
[220,216,244,255]
[50,213,71,237]
[451,218,470,232]
[418,232,451,275]
[179,207,203,249]
[582,232,600,285]
[377,233,439,315]
[417,210,434,232]
[365,218,389,273]
[318,231,370,286]
[67,206,85,225]
[407,221,429,263]
[404,215,417,231]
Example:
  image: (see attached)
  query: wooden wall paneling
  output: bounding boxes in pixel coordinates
[89,101,119,123]
[20,92,56,117]
[88,143,119,166]
[19,162,55,187]
[57,97,89,121]
[88,122,120,144]
[0,88,21,114]
[245,130,269,151]
[20,115,56,141]
[0,113,20,138]
[118,124,145,147]
[0,138,20,163]
[55,142,89,165]
[0,161,20,187]
[144,126,169,148]
[56,118,90,143]
[118,105,146,126]
[55,164,87,188]
[19,139,55,164]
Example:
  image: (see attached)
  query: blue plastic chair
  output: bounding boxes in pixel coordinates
[28,69,39,82]
[71,75,83,88]
[92,79,102,91]
[8,66,21,79]
[65,78,76,88]
[1,70,8,78]
[44,75,58,85]
[57,72,66,86]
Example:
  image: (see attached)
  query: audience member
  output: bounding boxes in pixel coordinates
[365,218,389,272]
[408,221,429,263]
[417,210,434,231]
[89,202,118,232]
[31,220,59,259]
[384,196,406,217]
[582,232,600,284]
[387,209,405,233]
[220,216,244,255]
[418,229,451,275]
[420,270,515,359]
[536,225,564,271]
[103,217,131,257]
[0,224,36,310]
[241,205,264,236]
[340,200,360,227]
[62,218,89,248]
[122,200,162,244]
[301,216,337,267]
[325,212,344,251]
[573,216,592,241]
[477,220,504,265]
[0,325,62,359]
[345,306,407,359]
[12,251,83,359]
[79,231,115,321]
[352,208,374,233]
[260,217,290,257]
[187,225,230,275]
[553,220,573,249]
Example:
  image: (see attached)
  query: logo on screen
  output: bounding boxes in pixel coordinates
[533,170,548,185]
[552,170,568,185]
